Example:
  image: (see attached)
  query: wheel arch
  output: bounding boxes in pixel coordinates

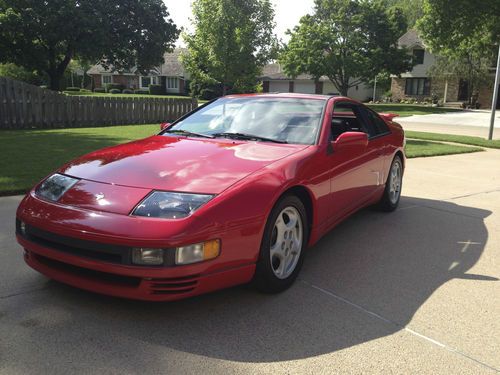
[277,185,314,235]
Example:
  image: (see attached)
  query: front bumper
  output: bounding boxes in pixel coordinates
[18,233,255,302]
[16,192,262,301]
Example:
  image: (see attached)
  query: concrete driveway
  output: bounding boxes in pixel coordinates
[1,150,499,374]
[398,110,500,138]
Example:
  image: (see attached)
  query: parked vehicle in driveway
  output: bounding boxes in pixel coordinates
[16,93,405,301]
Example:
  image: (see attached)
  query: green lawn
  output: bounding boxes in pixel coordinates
[368,104,462,117]
[0,124,485,196]
[404,139,483,158]
[405,131,500,149]
[0,124,159,195]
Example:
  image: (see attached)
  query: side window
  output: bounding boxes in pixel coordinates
[359,107,390,136]
[330,102,364,141]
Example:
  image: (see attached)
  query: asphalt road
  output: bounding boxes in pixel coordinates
[1,150,499,374]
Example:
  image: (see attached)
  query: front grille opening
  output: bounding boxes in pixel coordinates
[34,253,141,287]
[29,233,122,263]
[148,275,199,295]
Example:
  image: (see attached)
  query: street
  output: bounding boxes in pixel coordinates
[1,150,499,374]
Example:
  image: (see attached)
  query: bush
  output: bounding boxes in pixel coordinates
[94,87,105,93]
[40,85,48,89]
[122,89,134,94]
[134,89,149,95]
[148,84,164,95]
[104,83,124,92]
[65,87,80,92]
[109,88,121,94]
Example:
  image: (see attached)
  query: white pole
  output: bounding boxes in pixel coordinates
[443,79,448,103]
[373,76,377,102]
[489,44,500,140]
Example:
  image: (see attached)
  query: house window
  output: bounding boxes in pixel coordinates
[412,49,425,65]
[167,77,178,89]
[102,75,112,85]
[140,76,159,88]
[405,78,430,96]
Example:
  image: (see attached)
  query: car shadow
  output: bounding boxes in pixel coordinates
[3,196,496,369]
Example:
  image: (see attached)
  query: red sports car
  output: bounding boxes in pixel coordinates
[16,93,405,301]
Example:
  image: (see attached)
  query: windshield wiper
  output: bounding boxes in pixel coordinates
[212,132,287,144]
[164,129,214,139]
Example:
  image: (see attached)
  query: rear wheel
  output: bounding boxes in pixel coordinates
[378,155,403,212]
[253,195,308,293]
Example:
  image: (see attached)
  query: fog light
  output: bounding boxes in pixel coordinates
[175,239,220,265]
[132,248,164,265]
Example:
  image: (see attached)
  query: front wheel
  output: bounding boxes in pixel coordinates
[377,155,403,212]
[253,195,308,293]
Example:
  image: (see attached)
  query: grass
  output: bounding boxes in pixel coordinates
[405,139,483,158]
[0,124,159,195]
[405,131,500,149]
[368,103,462,117]
[0,124,486,196]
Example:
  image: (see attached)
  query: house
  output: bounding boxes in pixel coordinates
[87,48,189,94]
[260,64,374,101]
[391,30,498,109]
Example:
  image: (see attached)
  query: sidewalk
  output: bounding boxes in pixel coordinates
[397,110,500,139]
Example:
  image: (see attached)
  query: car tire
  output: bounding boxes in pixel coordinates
[253,195,308,293]
[377,155,403,212]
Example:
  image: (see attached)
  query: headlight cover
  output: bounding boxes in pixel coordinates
[132,191,214,219]
[35,173,79,202]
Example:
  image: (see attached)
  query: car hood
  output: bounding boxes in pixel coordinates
[59,135,308,194]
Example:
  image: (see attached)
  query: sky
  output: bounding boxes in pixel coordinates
[163,0,315,45]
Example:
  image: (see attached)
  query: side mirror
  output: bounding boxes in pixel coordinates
[160,122,172,130]
[332,132,368,151]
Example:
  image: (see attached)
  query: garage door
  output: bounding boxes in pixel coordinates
[294,82,315,94]
[269,81,289,93]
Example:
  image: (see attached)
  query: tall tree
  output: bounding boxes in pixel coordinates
[418,0,500,104]
[0,0,179,90]
[280,0,413,96]
[383,0,424,29]
[182,0,278,96]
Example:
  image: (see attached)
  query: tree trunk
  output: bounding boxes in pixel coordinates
[47,70,64,91]
[339,83,349,97]
[222,83,227,96]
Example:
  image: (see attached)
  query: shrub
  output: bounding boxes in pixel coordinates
[134,89,149,95]
[40,85,48,89]
[65,87,80,92]
[94,87,105,93]
[104,83,124,92]
[148,84,164,95]
[109,88,121,94]
[122,89,134,94]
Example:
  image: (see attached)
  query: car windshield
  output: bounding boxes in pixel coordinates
[165,97,326,145]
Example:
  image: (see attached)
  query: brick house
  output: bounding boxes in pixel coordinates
[87,48,189,94]
[260,63,374,102]
[391,30,498,109]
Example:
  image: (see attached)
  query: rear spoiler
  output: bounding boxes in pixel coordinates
[379,113,399,121]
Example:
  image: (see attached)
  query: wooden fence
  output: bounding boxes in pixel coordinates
[0,77,198,129]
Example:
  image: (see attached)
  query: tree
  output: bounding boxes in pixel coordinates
[182,0,278,97]
[280,0,413,96]
[417,0,500,104]
[0,0,179,90]
[0,63,45,85]
[383,0,424,29]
